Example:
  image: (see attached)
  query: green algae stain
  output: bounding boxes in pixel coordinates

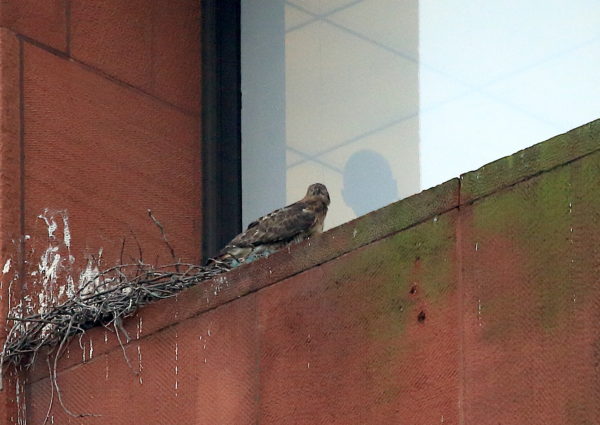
[471,150,600,337]
[462,119,600,201]
[327,211,457,344]
[351,179,458,241]
[321,212,458,405]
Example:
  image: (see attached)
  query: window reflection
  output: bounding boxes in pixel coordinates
[242,0,600,229]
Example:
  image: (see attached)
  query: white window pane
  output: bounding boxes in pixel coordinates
[242,0,600,228]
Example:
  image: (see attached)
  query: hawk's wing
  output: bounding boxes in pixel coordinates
[228,201,317,248]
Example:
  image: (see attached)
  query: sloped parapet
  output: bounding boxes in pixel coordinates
[24,119,600,424]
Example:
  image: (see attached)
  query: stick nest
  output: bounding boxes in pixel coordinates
[1,260,232,373]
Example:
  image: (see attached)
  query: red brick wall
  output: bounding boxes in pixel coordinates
[18,120,600,424]
[0,1,201,422]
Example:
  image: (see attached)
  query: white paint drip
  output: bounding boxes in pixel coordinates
[2,258,11,274]
[8,209,114,346]
[38,246,61,286]
[175,331,179,395]
[62,214,71,248]
[15,376,27,425]
[26,209,76,321]
[66,275,76,299]
[38,210,58,239]
[78,257,101,296]
[137,345,143,384]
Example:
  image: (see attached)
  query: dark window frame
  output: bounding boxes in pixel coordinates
[201,0,242,262]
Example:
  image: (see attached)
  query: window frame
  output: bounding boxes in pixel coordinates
[201,0,242,261]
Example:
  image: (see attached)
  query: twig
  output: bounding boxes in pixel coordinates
[7,317,55,324]
[0,324,19,391]
[114,321,135,374]
[52,318,99,418]
[0,259,233,387]
[43,356,55,425]
[147,210,179,272]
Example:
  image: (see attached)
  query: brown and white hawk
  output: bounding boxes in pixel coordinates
[212,183,330,266]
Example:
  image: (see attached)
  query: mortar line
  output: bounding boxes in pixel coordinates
[456,179,466,425]
[65,0,72,56]
[253,295,261,425]
[18,38,25,295]
[16,38,28,415]
[16,35,198,118]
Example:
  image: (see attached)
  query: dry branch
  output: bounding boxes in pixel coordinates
[0,259,232,387]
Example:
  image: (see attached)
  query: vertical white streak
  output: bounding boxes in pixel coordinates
[2,258,10,274]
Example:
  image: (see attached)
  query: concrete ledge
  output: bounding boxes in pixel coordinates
[460,119,600,204]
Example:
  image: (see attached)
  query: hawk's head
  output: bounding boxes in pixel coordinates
[306,183,330,205]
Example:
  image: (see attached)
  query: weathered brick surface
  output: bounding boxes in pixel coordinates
[258,211,459,424]
[22,42,201,271]
[461,119,600,204]
[461,150,600,424]
[70,0,200,112]
[0,0,67,51]
[28,295,259,424]
[0,28,20,320]
[0,2,201,421]
[0,27,22,425]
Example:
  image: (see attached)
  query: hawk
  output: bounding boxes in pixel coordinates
[212,183,330,266]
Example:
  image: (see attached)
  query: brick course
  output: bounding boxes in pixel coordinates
[23,42,201,269]
[0,2,202,421]
[0,0,67,51]
[71,0,201,112]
